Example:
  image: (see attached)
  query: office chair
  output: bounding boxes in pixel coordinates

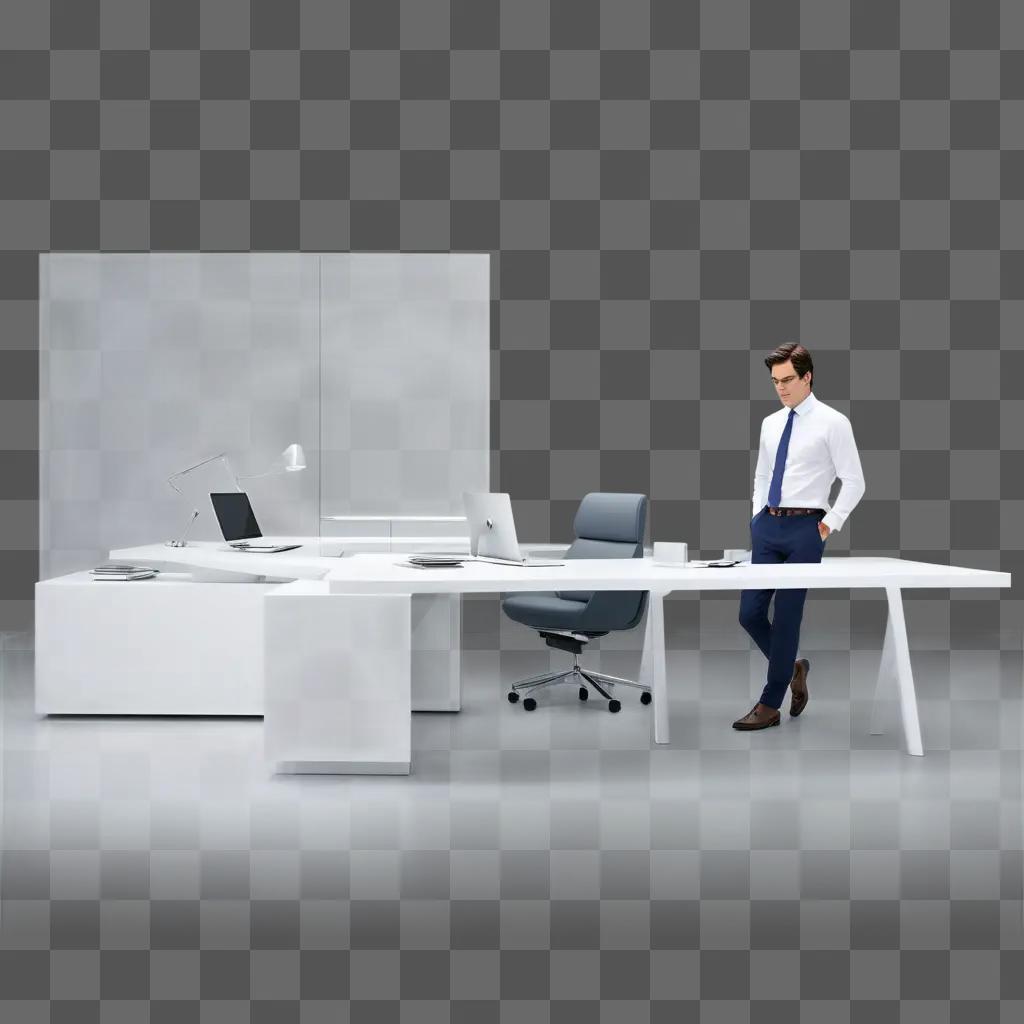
[502,492,651,713]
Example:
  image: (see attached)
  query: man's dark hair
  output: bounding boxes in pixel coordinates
[765,342,813,390]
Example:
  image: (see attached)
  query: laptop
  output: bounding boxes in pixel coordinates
[209,492,302,553]
[462,493,564,567]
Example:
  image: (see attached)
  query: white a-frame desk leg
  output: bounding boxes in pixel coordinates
[640,591,669,744]
[870,586,924,756]
[869,609,895,736]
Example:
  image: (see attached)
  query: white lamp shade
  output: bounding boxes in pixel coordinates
[282,443,306,471]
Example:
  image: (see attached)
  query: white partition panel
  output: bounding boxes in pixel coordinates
[40,254,320,579]
[319,254,490,518]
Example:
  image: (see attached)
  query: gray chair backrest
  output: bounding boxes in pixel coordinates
[557,493,648,631]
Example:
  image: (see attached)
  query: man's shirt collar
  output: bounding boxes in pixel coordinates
[790,391,818,416]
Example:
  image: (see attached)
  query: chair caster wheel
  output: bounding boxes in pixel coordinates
[508,691,519,703]
[578,687,589,701]
[523,697,537,712]
[608,699,621,713]
[640,691,652,705]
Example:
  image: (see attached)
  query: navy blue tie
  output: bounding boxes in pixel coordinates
[767,409,796,509]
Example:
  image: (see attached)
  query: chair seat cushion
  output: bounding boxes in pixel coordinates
[501,592,589,631]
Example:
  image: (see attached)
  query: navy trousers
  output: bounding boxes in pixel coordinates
[738,506,827,710]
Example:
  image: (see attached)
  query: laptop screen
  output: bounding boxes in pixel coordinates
[210,492,262,542]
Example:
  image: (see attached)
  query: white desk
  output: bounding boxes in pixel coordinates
[102,545,1011,769]
[323,554,1011,760]
[109,539,572,580]
[111,539,339,581]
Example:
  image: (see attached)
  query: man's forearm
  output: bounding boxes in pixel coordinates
[822,419,866,533]
[822,477,865,533]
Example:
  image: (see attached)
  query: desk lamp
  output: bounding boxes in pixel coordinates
[166,443,306,547]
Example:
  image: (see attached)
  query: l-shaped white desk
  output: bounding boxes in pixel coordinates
[76,543,1010,772]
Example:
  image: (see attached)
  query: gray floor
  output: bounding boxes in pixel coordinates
[2,603,1023,1021]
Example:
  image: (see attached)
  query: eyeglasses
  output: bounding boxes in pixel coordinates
[770,374,801,387]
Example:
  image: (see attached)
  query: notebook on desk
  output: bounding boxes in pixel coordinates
[404,554,466,567]
[209,492,302,553]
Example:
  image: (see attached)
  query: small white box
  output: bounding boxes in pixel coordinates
[652,541,688,566]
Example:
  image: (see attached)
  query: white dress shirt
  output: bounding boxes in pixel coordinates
[752,391,866,534]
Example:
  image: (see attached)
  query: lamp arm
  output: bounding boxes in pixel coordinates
[167,452,241,494]
[235,467,277,482]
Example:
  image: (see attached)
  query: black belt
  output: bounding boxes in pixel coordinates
[766,507,824,517]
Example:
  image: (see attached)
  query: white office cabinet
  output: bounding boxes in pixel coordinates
[264,582,412,774]
[35,573,273,715]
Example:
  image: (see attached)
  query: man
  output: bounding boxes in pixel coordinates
[734,342,865,731]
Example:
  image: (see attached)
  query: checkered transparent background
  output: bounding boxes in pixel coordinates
[3,0,1024,1018]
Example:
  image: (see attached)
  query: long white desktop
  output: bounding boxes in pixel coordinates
[34,541,1010,774]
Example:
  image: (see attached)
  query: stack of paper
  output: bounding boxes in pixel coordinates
[402,554,466,569]
[91,564,159,581]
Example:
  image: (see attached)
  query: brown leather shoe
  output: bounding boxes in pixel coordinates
[789,658,810,717]
[732,702,781,730]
